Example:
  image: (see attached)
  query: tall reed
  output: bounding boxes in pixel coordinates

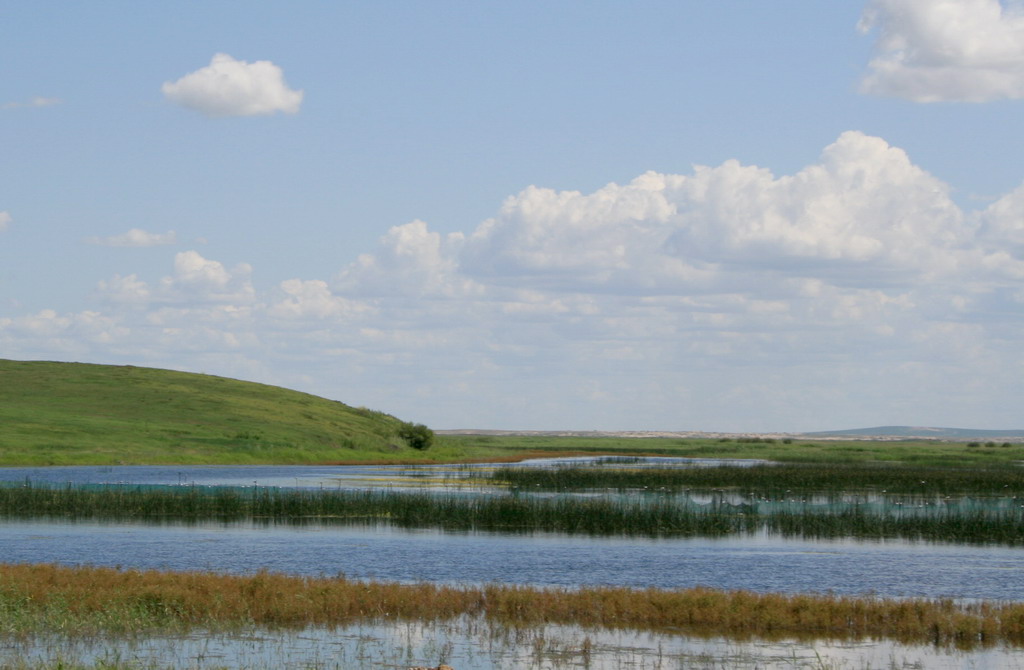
[1,483,1022,544]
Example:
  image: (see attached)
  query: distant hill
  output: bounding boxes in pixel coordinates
[0,359,418,465]
[803,426,1024,440]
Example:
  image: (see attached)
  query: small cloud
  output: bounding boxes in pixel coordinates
[96,273,151,304]
[859,0,1024,102]
[2,96,62,110]
[158,250,255,304]
[0,211,10,232]
[87,228,177,247]
[162,53,303,118]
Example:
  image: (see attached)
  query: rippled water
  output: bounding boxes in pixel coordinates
[3,518,1024,599]
[9,618,1024,670]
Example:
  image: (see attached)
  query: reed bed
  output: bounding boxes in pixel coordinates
[1,563,1023,648]
[485,462,1024,496]
[1,483,1023,545]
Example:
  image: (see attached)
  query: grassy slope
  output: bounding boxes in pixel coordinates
[0,359,429,465]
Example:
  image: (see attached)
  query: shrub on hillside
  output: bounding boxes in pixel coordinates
[398,422,434,450]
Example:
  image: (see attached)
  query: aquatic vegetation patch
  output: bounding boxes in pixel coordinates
[1,483,1023,544]
[1,563,1023,649]
[485,462,1024,496]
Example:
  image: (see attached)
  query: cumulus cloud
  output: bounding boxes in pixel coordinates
[979,182,1024,251]
[158,251,255,303]
[87,228,177,247]
[95,251,255,305]
[859,0,1024,101]
[7,132,1024,431]
[96,274,151,304]
[335,220,480,298]
[458,132,965,293]
[162,53,303,117]
[266,279,373,320]
[0,211,10,232]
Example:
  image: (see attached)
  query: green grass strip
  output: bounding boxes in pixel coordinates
[485,462,1024,496]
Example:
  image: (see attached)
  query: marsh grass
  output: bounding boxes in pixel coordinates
[485,463,1024,496]
[1,563,1023,649]
[2,483,1023,544]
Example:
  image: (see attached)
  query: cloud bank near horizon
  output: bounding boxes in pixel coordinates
[2,132,1022,431]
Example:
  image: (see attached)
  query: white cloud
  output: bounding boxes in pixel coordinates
[335,220,480,298]
[267,279,373,320]
[96,274,151,304]
[859,0,1024,101]
[158,251,255,303]
[7,132,1024,431]
[0,211,10,232]
[87,228,177,247]
[95,251,255,305]
[162,53,303,118]
[979,182,1024,251]
[460,132,964,293]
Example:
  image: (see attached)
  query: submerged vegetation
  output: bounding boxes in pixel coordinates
[2,482,1023,545]
[1,562,1023,649]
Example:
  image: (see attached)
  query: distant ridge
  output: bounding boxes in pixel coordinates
[803,426,1024,439]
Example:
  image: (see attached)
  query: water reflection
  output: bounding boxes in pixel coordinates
[6,617,1023,670]
[0,456,763,492]
[2,518,1023,600]
[1,459,1023,601]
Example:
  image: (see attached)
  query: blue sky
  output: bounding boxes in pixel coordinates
[2,1,1024,432]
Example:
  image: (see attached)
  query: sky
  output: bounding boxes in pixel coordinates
[2,0,1024,432]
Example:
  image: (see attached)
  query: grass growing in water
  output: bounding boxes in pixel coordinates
[2,483,1023,545]
[1,563,1023,649]
[485,462,1024,496]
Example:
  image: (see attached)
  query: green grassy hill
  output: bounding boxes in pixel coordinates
[0,359,427,465]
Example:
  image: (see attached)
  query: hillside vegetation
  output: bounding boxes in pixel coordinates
[0,359,431,465]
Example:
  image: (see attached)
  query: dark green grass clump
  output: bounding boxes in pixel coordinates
[486,463,1024,496]
[2,483,1023,545]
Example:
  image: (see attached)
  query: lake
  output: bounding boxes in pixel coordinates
[1,461,1023,599]
[3,460,1023,669]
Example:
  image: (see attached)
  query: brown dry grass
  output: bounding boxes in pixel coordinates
[1,563,1022,648]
